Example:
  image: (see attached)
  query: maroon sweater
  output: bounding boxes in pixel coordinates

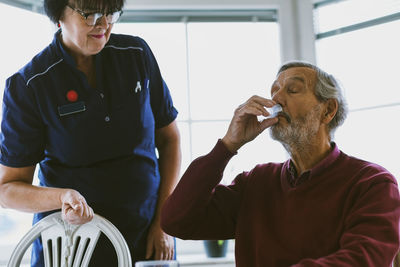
[161,140,400,267]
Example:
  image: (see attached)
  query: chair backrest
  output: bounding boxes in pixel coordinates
[7,212,132,267]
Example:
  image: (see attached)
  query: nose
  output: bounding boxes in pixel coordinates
[271,88,284,106]
[95,15,109,28]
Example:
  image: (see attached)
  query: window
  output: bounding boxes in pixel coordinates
[113,21,283,181]
[113,19,282,259]
[0,4,54,111]
[314,0,400,179]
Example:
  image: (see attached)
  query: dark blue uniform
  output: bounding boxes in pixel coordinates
[0,30,178,266]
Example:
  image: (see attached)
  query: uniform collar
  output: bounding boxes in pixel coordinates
[52,30,107,92]
[53,30,108,70]
[52,30,78,68]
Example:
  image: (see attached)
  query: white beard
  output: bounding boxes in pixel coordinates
[269,104,322,153]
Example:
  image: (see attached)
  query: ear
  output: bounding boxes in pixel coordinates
[322,99,338,125]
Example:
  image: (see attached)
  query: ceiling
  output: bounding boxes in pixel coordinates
[1,0,334,12]
[0,0,337,23]
[1,0,43,12]
[0,0,281,22]
[1,0,338,11]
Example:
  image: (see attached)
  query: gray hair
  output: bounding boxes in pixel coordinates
[277,61,348,139]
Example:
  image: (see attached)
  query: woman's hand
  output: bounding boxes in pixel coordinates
[60,189,94,225]
[146,220,174,260]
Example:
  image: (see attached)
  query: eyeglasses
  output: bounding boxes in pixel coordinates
[67,4,123,26]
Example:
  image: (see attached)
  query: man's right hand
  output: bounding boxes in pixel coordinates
[222,95,279,153]
[60,189,94,225]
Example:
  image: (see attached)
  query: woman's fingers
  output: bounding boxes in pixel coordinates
[61,189,93,224]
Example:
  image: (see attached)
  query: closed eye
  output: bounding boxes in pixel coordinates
[287,86,298,94]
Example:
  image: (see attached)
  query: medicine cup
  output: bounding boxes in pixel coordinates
[257,104,282,121]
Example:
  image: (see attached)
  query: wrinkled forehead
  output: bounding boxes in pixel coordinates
[273,67,317,89]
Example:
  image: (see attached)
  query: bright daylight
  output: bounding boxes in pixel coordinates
[0,0,399,267]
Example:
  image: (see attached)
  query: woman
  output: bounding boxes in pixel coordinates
[0,0,181,265]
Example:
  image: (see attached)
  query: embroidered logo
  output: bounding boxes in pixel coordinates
[135,81,142,93]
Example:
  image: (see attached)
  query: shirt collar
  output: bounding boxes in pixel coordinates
[282,142,341,188]
[308,142,340,177]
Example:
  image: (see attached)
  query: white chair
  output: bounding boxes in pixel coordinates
[7,212,132,267]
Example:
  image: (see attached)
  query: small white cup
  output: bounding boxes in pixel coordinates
[257,104,283,121]
[135,260,179,267]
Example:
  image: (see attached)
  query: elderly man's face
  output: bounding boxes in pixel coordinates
[269,67,324,147]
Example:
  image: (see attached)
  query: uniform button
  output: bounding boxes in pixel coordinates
[100,93,104,98]
[104,116,110,122]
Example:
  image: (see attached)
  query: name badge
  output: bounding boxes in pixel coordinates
[58,101,86,117]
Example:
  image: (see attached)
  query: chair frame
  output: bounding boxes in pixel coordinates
[7,212,132,267]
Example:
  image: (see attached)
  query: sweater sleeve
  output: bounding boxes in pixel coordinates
[161,139,245,240]
[292,177,400,267]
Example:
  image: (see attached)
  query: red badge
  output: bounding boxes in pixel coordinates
[66,90,78,102]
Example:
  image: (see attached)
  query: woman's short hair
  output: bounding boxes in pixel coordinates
[44,0,125,24]
[277,61,348,139]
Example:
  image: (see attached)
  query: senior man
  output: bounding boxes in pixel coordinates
[161,61,400,266]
